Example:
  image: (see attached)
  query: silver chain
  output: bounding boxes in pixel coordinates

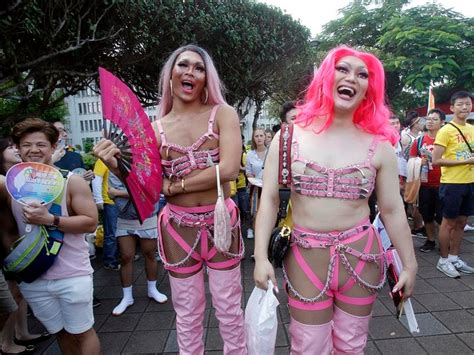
[283,246,386,304]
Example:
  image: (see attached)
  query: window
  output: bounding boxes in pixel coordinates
[87,102,92,114]
[80,121,84,132]
[94,120,98,131]
[97,101,102,113]
[82,103,87,114]
[78,103,83,115]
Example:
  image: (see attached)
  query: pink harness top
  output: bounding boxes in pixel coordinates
[157,199,244,274]
[156,105,220,180]
[291,137,379,200]
[285,220,386,311]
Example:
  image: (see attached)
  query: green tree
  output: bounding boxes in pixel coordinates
[1,0,313,131]
[318,1,473,114]
[83,138,94,153]
[0,93,67,136]
[109,1,313,127]
[0,0,123,131]
[378,4,474,109]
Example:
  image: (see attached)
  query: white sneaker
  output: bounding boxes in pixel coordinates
[437,259,461,278]
[148,289,168,304]
[452,258,474,274]
[247,228,254,239]
[464,224,474,232]
[112,298,134,316]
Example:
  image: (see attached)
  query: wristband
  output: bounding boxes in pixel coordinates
[49,214,60,229]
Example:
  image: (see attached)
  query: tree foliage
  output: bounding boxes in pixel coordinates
[0,0,123,126]
[111,1,313,127]
[318,1,473,114]
[0,0,313,131]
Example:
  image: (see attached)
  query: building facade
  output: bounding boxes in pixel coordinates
[64,86,158,150]
[64,87,278,149]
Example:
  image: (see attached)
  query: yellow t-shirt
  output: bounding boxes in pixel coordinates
[229,181,237,196]
[93,159,114,204]
[236,152,247,189]
[434,122,473,184]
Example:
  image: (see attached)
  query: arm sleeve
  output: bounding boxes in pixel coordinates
[434,127,448,148]
[91,175,104,204]
[409,137,419,158]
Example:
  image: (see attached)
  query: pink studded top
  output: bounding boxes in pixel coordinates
[291,136,380,200]
[156,105,220,179]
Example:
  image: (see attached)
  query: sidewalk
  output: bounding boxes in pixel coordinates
[31,224,474,354]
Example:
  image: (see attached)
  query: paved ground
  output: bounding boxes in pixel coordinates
[29,222,474,354]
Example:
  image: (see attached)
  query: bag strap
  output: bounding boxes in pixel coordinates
[276,123,294,222]
[416,135,423,156]
[47,173,68,241]
[278,123,294,185]
[447,122,473,153]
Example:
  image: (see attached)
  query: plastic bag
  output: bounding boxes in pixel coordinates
[245,280,279,355]
[94,225,104,248]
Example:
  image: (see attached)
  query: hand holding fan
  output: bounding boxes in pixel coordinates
[5,163,64,232]
[99,67,162,223]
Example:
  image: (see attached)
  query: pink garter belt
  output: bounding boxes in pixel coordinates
[157,198,244,274]
[284,218,386,311]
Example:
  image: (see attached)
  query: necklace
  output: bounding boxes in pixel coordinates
[256,149,267,160]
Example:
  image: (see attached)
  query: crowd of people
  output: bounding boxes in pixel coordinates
[0,43,472,355]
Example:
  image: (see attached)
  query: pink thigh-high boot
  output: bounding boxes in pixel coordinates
[289,318,333,355]
[208,266,246,355]
[169,269,206,355]
[332,306,371,355]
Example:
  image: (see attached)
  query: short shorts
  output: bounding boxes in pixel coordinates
[19,275,94,334]
[116,227,158,239]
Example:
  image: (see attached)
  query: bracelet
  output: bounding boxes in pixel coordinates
[181,178,186,193]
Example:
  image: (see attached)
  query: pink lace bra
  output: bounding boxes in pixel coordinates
[157,105,220,179]
[291,137,379,200]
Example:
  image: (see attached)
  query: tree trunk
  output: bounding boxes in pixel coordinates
[251,100,263,130]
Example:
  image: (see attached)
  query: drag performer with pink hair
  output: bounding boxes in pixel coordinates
[254,46,417,354]
[95,45,246,354]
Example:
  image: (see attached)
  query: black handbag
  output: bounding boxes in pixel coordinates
[267,124,293,268]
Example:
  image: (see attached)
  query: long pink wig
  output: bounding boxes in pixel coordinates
[296,46,398,145]
[158,45,226,118]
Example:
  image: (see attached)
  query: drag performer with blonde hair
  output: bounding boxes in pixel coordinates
[95,45,246,354]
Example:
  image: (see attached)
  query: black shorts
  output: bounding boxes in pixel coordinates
[418,185,442,224]
[439,183,474,219]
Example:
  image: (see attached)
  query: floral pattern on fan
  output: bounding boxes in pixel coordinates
[99,67,162,222]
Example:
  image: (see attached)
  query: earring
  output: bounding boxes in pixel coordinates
[202,87,209,104]
[169,80,174,97]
